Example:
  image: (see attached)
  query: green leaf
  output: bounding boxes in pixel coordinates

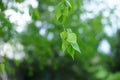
[67,33,77,43]
[60,31,69,52]
[60,31,67,40]
[67,46,75,60]
[54,2,65,20]
[54,6,62,20]
[62,40,69,52]
[65,0,72,8]
[63,7,68,17]
[59,7,68,23]
[71,43,81,53]
[59,15,66,23]
[67,28,72,33]
[69,0,75,11]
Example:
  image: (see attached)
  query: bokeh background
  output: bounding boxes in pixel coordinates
[0,0,120,80]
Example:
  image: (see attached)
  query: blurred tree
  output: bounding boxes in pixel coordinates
[0,0,120,80]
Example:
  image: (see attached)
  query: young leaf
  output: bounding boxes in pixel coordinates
[59,7,69,23]
[67,46,75,60]
[67,33,77,43]
[60,31,67,40]
[59,15,66,23]
[54,4,62,20]
[67,28,72,32]
[63,7,68,17]
[71,43,81,53]
[69,0,75,11]
[65,0,72,8]
[60,31,69,52]
[62,40,69,52]
[54,2,65,20]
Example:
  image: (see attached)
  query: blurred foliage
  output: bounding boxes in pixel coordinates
[107,72,120,80]
[0,0,120,80]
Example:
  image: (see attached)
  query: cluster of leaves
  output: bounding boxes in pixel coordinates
[60,29,80,59]
[54,0,81,59]
[54,0,71,23]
